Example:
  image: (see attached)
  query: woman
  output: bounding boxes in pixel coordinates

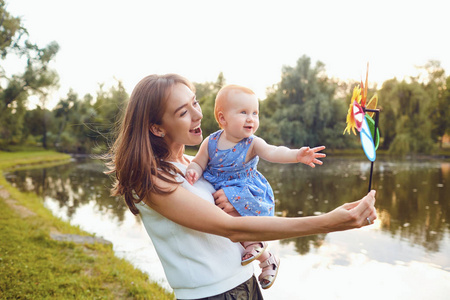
[106,74,377,300]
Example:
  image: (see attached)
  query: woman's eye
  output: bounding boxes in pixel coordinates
[180,110,187,117]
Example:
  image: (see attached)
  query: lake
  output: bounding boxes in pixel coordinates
[5,156,450,300]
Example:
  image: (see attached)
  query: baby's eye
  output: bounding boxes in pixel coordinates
[240,111,247,114]
[253,111,258,115]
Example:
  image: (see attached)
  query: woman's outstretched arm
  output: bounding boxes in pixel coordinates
[146,177,377,242]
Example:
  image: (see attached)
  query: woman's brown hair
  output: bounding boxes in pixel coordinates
[106,74,195,215]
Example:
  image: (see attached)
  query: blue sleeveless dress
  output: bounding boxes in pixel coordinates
[203,130,275,217]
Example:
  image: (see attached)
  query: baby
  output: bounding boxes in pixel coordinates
[187,84,326,289]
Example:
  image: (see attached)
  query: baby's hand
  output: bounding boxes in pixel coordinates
[297,145,326,168]
[186,168,200,185]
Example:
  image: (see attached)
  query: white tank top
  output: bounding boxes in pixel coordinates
[138,160,253,299]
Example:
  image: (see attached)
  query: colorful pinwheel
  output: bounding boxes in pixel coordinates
[344,63,381,191]
[344,65,379,137]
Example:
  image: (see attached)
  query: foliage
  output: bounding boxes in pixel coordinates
[0,0,449,155]
[422,61,450,148]
[0,0,23,59]
[377,61,449,154]
[0,1,59,149]
[192,72,224,140]
[21,81,129,154]
[259,55,350,149]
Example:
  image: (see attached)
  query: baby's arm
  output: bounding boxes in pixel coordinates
[252,136,326,168]
[186,137,210,184]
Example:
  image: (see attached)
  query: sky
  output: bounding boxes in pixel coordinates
[6,0,450,108]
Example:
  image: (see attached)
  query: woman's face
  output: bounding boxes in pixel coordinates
[160,83,203,147]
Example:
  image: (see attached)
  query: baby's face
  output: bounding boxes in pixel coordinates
[221,91,259,140]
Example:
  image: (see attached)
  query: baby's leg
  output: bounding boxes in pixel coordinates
[257,247,280,289]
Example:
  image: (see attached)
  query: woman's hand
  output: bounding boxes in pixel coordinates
[323,190,377,232]
[213,189,241,217]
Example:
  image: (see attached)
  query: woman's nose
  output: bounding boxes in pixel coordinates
[193,107,203,120]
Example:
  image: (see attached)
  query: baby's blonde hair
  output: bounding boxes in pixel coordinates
[214,84,255,128]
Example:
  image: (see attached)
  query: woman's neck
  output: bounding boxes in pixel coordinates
[166,145,189,164]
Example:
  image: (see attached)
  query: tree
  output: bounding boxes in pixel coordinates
[377,78,397,150]
[0,1,59,148]
[51,90,97,153]
[54,89,78,146]
[259,55,349,149]
[23,106,54,147]
[192,73,224,140]
[417,61,449,148]
[0,0,23,59]
[88,81,128,153]
[379,79,434,154]
[377,60,450,155]
[259,88,283,145]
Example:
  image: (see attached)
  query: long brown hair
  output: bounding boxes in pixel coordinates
[106,74,195,215]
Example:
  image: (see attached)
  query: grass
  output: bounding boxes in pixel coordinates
[0,150,174,299]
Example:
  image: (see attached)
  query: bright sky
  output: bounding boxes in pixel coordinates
[6,0,450,108]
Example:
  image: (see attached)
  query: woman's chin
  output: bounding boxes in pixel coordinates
[187,134,203,146]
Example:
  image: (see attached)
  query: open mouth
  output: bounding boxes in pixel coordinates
[189,125,202,134]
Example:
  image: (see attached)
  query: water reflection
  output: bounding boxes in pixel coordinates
[6,159,130,222]
[259,158,449,255]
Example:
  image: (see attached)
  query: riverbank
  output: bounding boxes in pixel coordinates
[0,150,174,299]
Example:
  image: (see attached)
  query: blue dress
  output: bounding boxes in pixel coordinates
[203,130,275,217]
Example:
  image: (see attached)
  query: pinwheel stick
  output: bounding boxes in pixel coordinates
[365,108,380,192]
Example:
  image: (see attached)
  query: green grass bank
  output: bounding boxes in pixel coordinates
[0,150,174,299]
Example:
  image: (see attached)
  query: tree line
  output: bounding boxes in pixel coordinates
[1,2,449,155]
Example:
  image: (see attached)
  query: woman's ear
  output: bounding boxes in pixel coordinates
[218,111,227,127]
[150,124,166,138]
